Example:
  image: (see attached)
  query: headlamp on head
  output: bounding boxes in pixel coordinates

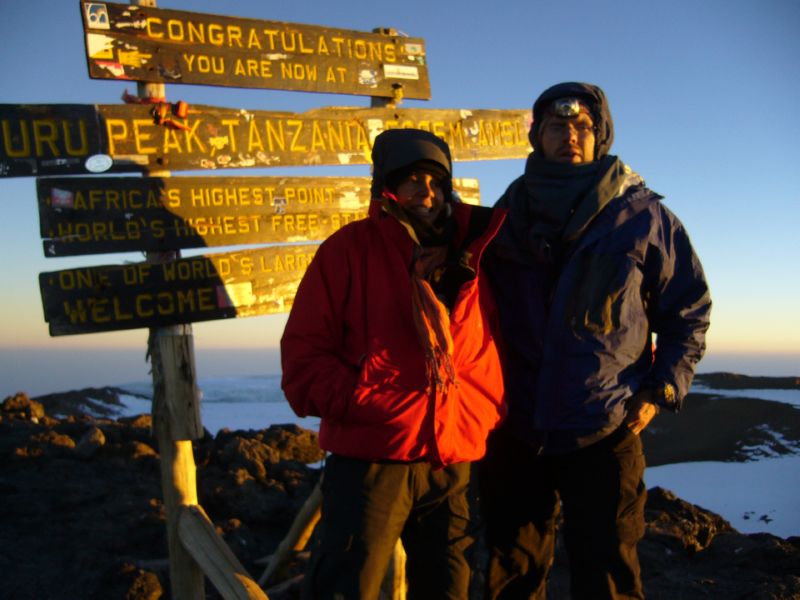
[550,97,583,118]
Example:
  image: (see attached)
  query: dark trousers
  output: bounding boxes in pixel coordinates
[303,454,476,600]
[479,426,646,600]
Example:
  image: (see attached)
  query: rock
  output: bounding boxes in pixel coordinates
[261,424,326,464]
[2,392,45,422]
[120,414,153,430]
[129,441,159,460]
[25,430,76,457]
[644,487,735,553]
[219,436,280,482]
[97,563,163,600]
[1,385,799,600]
[75,426,106,459]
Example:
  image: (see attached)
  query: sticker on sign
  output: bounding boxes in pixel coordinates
[85,154,113,173]
[84,3,110,30]
[403,43,424,56]
[384,65,420,80]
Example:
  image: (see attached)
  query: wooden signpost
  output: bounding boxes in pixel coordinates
[15,2,534,597]
[1,102,530,177]
[80,1,431,99]
[37,175,480,256]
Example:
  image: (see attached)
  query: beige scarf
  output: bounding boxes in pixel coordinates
[380,194,457,391]
[411,247,457,392]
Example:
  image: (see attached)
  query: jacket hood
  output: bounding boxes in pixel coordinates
[529,82,615,160]
[370,128,453,199]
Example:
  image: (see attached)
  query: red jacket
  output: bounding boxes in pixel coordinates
[281,200,507,468]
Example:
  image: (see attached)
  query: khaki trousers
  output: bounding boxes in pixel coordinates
[303,454,476,600]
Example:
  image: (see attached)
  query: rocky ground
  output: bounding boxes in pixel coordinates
[0,374,799,599]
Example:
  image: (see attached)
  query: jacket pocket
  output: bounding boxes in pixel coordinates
[566,251,643,338]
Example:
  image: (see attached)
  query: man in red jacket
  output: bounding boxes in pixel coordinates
[281,128,507,598]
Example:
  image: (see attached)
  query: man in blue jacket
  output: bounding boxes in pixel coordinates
[481,82,711,599]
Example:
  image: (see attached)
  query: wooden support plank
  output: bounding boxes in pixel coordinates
[178,504,269,600]
[156,438,205,599]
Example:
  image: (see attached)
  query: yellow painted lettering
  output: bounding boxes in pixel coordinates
[146,17,163,39]
[247,28,261,49]
[33,120,59,156]
[133,119,157,154]
[2,119,31,157]
[136,293,154,317]
[63,120,88,156]
[105,119,128,155]
[183,119,206,153]
[288,119,306,152]
[265,120,285,151]
[221,119,239,153]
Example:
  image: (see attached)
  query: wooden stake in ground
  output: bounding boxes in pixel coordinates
[149,321,205,599]
[179,505,268,600]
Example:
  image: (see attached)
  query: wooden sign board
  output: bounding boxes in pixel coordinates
[38,176,480,256]
[80,1,430,99]
[39,244,318,335]
[0,103,531,177]
[0,104,110,178]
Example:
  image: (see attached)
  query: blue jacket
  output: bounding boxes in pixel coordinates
[489,170,711,453]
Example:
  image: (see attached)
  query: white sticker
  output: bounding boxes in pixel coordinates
[383,65,420,81]
[86,33,115,58]
[85,154,113,173]
[84,3,110,30]
[403,43,424,56]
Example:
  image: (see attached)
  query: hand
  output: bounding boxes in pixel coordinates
[624,390,660,435]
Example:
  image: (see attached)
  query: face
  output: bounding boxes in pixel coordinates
[538,110,596,164]
[394,171,446,225]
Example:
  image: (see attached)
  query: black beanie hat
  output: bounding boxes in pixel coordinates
[370,128,453,200]
[529,82,615,159]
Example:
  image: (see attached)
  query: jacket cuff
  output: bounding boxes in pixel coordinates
[643,382,681,412]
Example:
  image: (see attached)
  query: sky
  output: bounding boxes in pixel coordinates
[1,0,799,396]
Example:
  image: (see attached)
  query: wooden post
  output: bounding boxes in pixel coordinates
[178,505,269,600]
[371,28,404,110]
[136,2,204,599]
[149,323,205,600]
